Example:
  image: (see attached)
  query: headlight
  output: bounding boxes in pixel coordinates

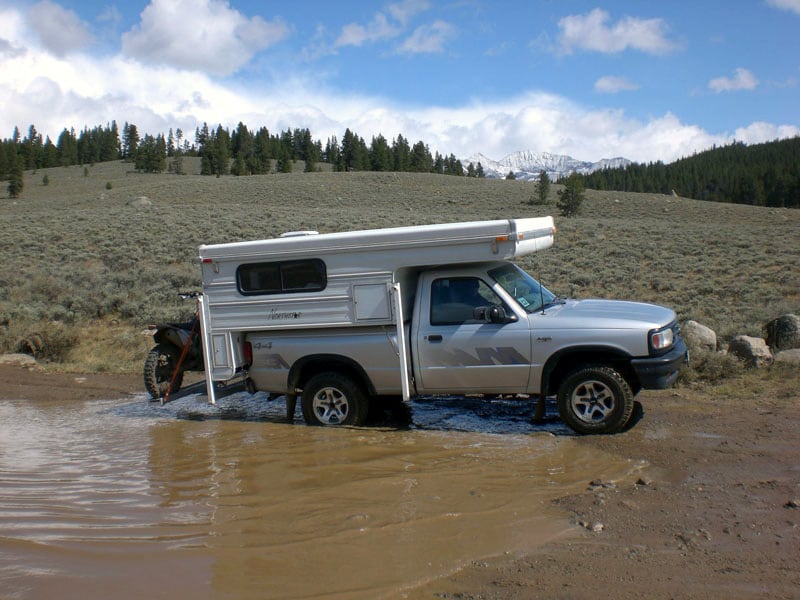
[650,326,674,352]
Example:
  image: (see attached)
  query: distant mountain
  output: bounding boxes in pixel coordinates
[463,150,631,181]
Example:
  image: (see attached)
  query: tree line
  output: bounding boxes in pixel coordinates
[579,137,800,208]
[1,121,487,197]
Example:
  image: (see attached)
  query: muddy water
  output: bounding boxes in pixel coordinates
[0,391,637,599]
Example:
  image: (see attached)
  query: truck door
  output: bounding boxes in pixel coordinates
[414,275,532,393]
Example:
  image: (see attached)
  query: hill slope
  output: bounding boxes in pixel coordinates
[1,161,797,370]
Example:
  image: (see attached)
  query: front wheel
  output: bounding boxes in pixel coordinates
[301,372,368,426]
[143,343,183,399]
[556,365,634,435]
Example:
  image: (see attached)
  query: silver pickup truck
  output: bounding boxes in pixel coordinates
[195,217,687,434]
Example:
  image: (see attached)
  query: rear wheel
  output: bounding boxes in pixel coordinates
[301,372,368,426]
[556,365,634,435]
[143,343,183,399]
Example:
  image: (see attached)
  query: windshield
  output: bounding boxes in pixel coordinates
[488,263,556,313]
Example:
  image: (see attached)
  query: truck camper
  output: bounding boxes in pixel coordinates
[195,217,686,434]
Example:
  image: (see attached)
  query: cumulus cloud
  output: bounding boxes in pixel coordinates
[334,0,450,54]
[557,8,679,55]
[27,0,93,56]
[708,68,759,92]
[594,76,640,93]
[766,0,800,15]
[1,4,797,169]
[121,0,289,76]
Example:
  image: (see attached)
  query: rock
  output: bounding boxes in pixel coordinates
[764,314,800,351]
[683,320,717,352]
[591,522,605,533]
[727,335,773,368]
[0,353,41,369]
[774,349,800,366]
[128,196,152,207]
[636,476,653,487]
[785,498,800,509]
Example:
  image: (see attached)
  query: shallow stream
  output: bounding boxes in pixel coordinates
[0,387,637,599]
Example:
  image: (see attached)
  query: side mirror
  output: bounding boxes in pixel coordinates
[473,305,516,324]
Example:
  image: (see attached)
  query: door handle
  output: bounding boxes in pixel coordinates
[426,334,443,342]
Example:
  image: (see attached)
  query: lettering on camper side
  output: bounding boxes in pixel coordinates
[266,309,302,320]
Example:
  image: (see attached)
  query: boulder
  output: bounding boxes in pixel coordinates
[764,314,800,352]
[683,320,717,352]
[128,196,152,208]
[774,348,800,366]
[727,335,773,368]
[0,353,40,369]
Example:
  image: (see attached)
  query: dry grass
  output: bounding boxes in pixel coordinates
[1,159,798,374]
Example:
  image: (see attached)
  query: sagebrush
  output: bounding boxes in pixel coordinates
[1,159,798,373]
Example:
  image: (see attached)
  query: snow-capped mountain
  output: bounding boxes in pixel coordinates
[463,150,631,181]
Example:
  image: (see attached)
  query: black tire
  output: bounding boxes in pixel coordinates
[301,372,368,426]
[556,365,634,435]
[143,343,184,399]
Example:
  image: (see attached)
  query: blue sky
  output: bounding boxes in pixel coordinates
[1,0,798,163]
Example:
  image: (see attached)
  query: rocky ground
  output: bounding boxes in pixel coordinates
[2,359,798,599]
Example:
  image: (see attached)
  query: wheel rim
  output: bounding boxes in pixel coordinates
[312,386,350,425]
[156,352,175,382]
[570,379,615,424]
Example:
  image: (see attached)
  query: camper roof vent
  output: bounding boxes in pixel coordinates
[279,230,320,238]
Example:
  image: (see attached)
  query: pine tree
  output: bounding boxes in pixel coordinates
[557,173,585,217]
[392,135,411,172]
[277,146,292,173]
[410,141,432,172]
[122,123,139,160]
[536,170,550,204]
[370,134,391,171]
[0,142,8,178]
[7,148,23,198]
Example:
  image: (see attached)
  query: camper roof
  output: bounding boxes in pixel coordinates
[199,216,555,265]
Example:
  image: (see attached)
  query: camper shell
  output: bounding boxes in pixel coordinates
[197,217,555,402]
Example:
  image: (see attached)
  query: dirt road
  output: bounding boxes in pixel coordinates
[2,362,798,599]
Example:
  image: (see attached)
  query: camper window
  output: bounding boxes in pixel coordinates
[237,259,327,295]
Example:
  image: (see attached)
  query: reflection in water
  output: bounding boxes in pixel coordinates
[0,393,637,599]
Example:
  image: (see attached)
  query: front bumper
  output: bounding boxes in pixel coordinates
[630,336,688,389]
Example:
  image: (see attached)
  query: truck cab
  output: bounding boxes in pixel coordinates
[410,261,685,433]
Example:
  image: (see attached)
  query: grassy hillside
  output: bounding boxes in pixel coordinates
[2,159,798,373]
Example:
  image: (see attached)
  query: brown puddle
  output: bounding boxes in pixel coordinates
[0,393,638,599]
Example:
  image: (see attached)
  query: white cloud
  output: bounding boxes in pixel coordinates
[557,8,679,55]
[398,20,455,54]
[334,1,439,50]
[387,0,431,26]
[708,68,759,92]
[27,0,93,56]
[766,0,800,15]
[594,76,640,93]
[335,13,400,47]
[120,0,289,76]
[1,5,797,169]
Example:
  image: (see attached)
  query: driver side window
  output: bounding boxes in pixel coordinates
[430,277,505,325]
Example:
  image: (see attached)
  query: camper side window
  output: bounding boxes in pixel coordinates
[237,259,327,295]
